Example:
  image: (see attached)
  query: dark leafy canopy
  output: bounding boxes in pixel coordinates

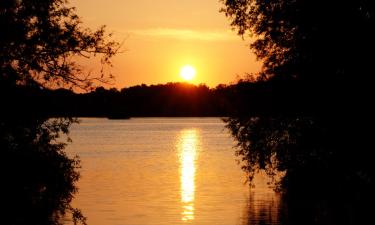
[224,116,333,187]
[1,0,118,224]
[1,118,87,225]
[0,0,119,89]
[221,0,375,179]
[221,0,375,82]
[222,1,375,222]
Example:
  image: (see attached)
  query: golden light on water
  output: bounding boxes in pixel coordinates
[179,129,199,221]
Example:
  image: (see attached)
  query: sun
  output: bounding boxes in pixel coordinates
[180,65,196,81]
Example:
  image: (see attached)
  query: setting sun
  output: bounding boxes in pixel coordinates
[180,65,196,81]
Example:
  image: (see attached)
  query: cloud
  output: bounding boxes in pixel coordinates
[129,28,239,41]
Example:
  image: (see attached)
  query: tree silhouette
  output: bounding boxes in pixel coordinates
[222,1,375,223]
[0,0,119,90]
[1,0,118,224]
[221,0,375,82]
[1,118,85,225]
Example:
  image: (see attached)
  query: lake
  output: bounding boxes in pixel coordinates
[64,118,280,225]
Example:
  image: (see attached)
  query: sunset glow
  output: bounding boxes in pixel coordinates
[72,0,261,88]
[180,65,196,81]
[3,0,371,224]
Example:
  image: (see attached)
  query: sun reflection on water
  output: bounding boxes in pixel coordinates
[178,129,199,221]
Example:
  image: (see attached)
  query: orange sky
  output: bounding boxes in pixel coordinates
[72,0,261,88]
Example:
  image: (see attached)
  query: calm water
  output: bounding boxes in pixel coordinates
[64,118,280,225]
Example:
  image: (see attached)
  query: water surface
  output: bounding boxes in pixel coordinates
[65,118,279,225]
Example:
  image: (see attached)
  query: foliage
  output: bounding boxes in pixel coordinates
[0,117,87,225]
[1,0,118,224]
[25,82,234,117]
[224,116,329,188]
[0,0,119,89]
[221,0,375,198]
[221,0,375,81]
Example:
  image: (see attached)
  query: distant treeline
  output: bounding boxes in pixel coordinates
[3,79,351,118]
[3,82,233,118]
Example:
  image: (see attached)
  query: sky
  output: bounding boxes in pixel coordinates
[72,0,261,88]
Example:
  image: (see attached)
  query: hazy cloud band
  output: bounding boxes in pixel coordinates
[130,28,239,41]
